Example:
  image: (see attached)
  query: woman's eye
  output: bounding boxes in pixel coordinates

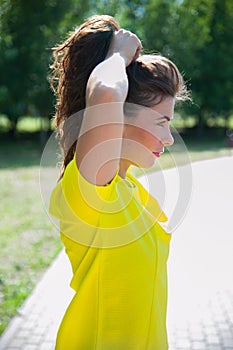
[157,121,166,126]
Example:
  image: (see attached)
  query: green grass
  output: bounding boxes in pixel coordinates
[0,115,52,134]
[0,132,62,335]
[0,120,233,336]
[0,165,62,334]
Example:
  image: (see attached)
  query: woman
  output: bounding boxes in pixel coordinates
[49,14,189,350]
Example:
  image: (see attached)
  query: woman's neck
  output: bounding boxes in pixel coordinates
[118,158,132,179]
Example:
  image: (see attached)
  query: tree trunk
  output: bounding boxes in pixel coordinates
[197,112,205,137]
[8,118,18,137]
[39,117,48,151]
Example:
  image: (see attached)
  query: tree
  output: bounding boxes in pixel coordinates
[156,0,233,133]
[118,0,233,133]
[1,0,232,136]
[0,0,82,134]
[167,0,215,133]
[196,0,233,124]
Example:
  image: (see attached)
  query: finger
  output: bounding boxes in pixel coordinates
[133,45,143,61]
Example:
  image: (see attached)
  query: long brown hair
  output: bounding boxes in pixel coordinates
[50,15,189,179]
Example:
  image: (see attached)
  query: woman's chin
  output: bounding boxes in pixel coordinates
[132,157,156,169]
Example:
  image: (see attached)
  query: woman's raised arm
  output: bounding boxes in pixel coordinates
[75,30,142,185]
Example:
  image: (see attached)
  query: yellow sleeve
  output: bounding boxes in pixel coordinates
[49,153,120,245]
[61,153,119,221]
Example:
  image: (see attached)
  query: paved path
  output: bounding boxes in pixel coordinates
[0,156,233,350]
[147,156,233,349]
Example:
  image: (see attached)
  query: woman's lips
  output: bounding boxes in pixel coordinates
[153,152,163,157]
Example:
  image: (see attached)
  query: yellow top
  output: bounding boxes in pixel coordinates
[49,154,172,350]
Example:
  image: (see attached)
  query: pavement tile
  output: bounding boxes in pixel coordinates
[8,338,26,348]
[23,320,37,331]
[175,339,192,348]
[228,313,233,323]
[174,330,190,338]
[206,335,221,344]
[219,323,232,331]
[221,331,233,340]
[191,341,207,350]
[23,345,38,350]
[27,335,43,344]
[223,338,233,347]
[35,327,48,336]
[16,329,31,338]
[39,342,55,350]
[190,331,205,341]
[204,326,219,336]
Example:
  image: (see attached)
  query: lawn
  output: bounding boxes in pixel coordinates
[0,117,232,336]
[0,132,62,335]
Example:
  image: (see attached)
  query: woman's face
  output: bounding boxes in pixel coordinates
[121,96,175,169]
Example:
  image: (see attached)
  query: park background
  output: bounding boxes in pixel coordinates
[0,0,233,337]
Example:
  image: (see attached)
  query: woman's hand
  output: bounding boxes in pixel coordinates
[106,29,142,66]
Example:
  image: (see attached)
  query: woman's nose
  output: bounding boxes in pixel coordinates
[162,130,174,147]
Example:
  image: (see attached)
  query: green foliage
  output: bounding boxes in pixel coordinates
[116,0,233,128]
[0,0,233,133]
[0,0,75,129]
[170,0,233,119]
[200,0,233,115]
